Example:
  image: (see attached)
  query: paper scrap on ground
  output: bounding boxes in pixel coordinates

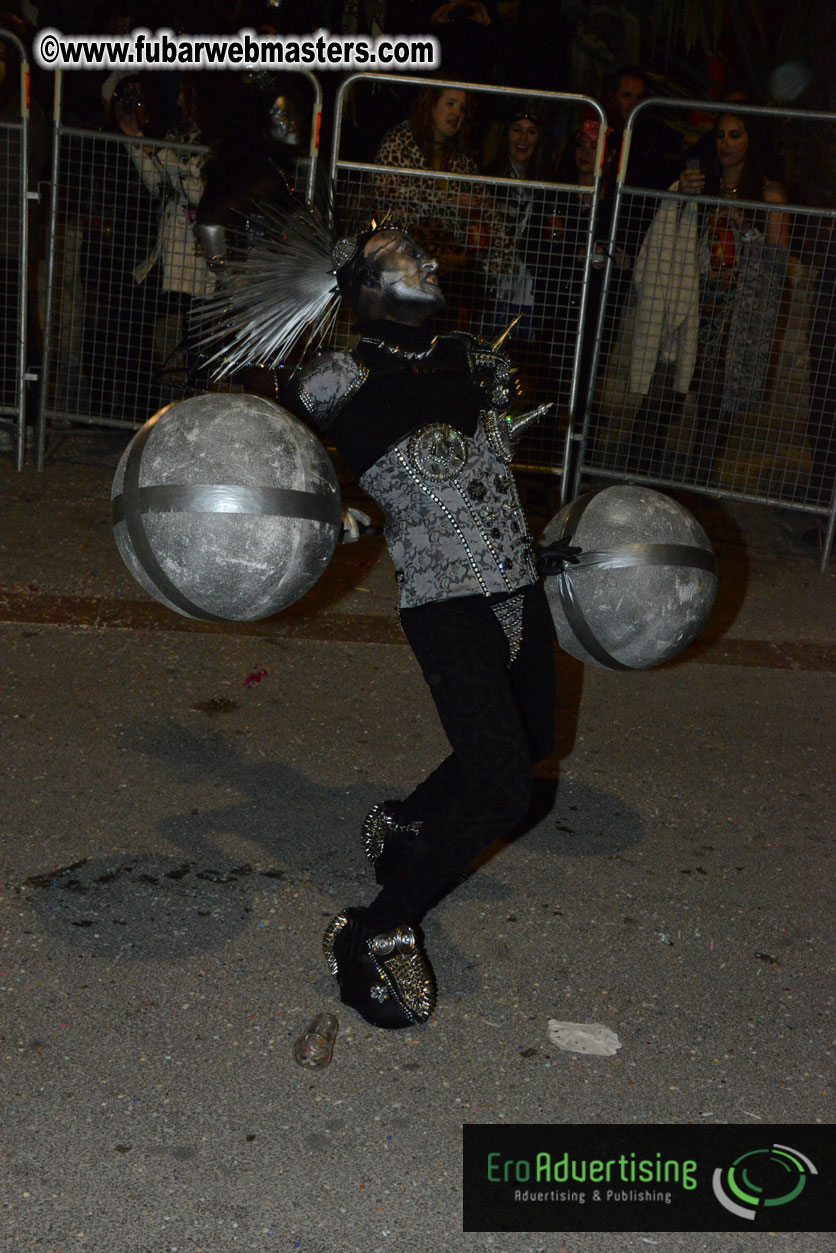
[547,1019,622,1056]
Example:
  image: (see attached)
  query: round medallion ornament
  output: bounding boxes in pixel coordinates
[407,423,467,482]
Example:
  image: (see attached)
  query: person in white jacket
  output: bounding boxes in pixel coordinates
[116,74,215,386]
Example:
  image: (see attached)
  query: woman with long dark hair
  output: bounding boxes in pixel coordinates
[678,111,790,481]
[485,106,555,338]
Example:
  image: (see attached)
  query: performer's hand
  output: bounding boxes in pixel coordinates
[538,538,582,576]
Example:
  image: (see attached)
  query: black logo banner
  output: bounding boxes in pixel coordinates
[463,1124,833,1232]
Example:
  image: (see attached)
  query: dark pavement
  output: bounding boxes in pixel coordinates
[1,431,834,1253]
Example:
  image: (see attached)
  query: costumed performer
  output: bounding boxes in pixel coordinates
[200,211,570,1030]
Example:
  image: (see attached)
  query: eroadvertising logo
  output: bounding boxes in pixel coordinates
[712,1143,818,1220]
[462,1125,832,1233]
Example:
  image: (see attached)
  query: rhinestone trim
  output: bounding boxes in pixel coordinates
[482,410,514,464]
[491,591,526,664]
[294,360,369,420]
[332,236,360,268]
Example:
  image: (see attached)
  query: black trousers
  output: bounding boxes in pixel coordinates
[362,580,557,931]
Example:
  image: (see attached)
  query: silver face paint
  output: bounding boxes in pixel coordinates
[363,230,445,323]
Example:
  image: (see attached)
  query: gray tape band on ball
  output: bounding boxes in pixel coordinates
[115,414,231,623]
[574,543,717,576]
[557,543,716,670]
[556,486,717,669]
[112,483,341,527]
[556,570,633,670]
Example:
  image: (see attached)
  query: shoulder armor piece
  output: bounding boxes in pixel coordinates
[454,333,514,413]
[288,351,369,430]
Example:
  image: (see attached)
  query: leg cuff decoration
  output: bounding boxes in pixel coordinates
[362,801,422,885]
[323,909,436,1029]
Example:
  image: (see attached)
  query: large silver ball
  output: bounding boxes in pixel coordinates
[111,393,342,622]
[542,485,717,669]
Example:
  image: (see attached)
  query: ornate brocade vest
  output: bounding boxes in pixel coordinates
[287,333,539,609]
[359,419,538,608]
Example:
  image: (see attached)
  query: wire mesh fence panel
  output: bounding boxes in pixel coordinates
[39,70,322,448]
[0,117,26,420]
[575,99,836,560]
[43,128,214,429]
[585,186,836,513]
[329,76,610,478]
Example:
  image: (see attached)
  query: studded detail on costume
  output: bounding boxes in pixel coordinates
[482,409,514,464]
[407,424,468,482]
[463,338,514,413]
[359,334,439,362]
[491,592,526,664]
[323,911,437,1027]
[361,420,537,607]
[286,351,369,430]
[362,801,422,871]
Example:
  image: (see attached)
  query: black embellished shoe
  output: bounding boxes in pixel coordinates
[362,801,422,885]
[322,908,436,1029]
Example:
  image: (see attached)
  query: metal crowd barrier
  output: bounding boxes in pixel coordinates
[0,28,32,471]
[35,69,322,468]
[572,97,836,572]
[330,74,609,495]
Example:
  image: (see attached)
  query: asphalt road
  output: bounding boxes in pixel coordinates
[1,436,833,1253]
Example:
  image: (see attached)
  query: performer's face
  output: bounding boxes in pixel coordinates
[361,230,445,325]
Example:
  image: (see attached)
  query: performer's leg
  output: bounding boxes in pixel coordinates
[324,584,556,1028]
[363,583,556,931]
[388,583,555,826]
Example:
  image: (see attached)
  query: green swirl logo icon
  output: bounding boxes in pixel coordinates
[712,1144,817,1220]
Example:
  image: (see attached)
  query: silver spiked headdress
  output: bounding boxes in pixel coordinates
[194,203,392,379]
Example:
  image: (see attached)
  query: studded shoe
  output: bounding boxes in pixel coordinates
[322,908,436,1029]
[362,801,423,885]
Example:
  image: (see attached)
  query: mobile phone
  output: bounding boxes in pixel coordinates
[686,158,701,172]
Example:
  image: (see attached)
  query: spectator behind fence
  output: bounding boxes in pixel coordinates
[374,85,477,194]
[678,111,790,483]
[373,85,505,330]
[484,104,556,338]
[549,116,624,411]
[603,64,683,191]
[117,71,216,388]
